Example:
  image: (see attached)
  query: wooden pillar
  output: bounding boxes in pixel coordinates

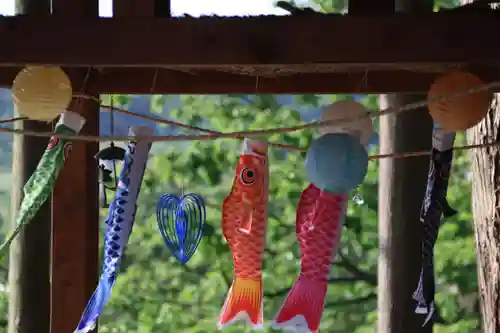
[378,95,433,333]
[50,1,100,332]
[377,1,434,332]
[461,1,500,331]
[347,1,435,332]
[8,0,52,333]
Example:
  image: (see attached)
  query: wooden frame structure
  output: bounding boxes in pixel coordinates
[1,9,500,93]
[0,0,496,331]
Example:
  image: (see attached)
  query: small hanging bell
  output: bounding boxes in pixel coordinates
[95,142,126,161]
[95,143,126,208]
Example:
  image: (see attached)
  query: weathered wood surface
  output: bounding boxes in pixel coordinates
[378,94,434,332]
[0,67,499,94]
[7,0,52,332]
[50,1,100,333]
[51,78,100,333]
[0,13,498,67]
[463,0,500,330]
[468,95,500,332]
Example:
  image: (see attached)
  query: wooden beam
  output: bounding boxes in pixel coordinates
[94,69,440,94]
[1,66,499,94]
[349,0,394,13]
[154,0,171,17]
[0,12,499,67]
[0,67,498,94]
[113,0,154,18]
[51,0,98,17]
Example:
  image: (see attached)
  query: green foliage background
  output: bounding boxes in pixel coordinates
[0,0,480,332]
[91,92,478,333]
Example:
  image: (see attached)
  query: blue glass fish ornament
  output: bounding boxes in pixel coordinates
[156,193,206,264]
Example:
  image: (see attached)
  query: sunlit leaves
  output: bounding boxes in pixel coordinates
[93,93,478,333]
[312,0,347,13]
[101,94,133,108]
[434,0,461,10]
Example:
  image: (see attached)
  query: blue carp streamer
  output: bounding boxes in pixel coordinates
[156,193,206,264]
[413,129,457,327]
[74,125,153,333]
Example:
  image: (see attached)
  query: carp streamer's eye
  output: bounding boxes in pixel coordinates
[240,168,256,185]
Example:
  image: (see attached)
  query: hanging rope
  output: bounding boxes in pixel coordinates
[0,79,498,159]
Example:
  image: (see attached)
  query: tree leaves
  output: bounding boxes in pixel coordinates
[84,94,479,333]
[0,88,478,333]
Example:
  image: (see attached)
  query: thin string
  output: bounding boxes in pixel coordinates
[0,114,496,159]
[102,104,304,150]
[109,95,119,185]
[72,68,92,112]
[0,117,27,124]
[72,79,500,141]
[1,79,498,159]
[110,97,115,137]
[150,69,159,94]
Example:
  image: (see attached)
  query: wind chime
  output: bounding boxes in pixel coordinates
[95,98,125,208]
[156,191,206,264]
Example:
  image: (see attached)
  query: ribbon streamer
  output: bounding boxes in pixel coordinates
[74,125,153,333]
[413,128,457,326]
[0,111,85,258]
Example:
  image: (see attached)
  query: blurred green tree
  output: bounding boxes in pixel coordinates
[0,0,480,332]
[96,93,478,333]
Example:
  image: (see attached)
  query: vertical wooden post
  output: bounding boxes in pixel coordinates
[50,88,100,333]
[467,93,500,333]
[378,95,433,333]
[8,1,52,333]
[377,1,434,333]
[461,1,500,331]
[50,1,99,332]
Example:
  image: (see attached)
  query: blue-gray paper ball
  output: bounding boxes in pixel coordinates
[305,133,368,193]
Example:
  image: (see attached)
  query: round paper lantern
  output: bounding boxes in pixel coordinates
[319,100,374,146]
[12,66,72,122]
[305,133,368,193]
[428,71,490,131]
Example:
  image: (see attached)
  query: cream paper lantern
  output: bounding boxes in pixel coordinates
[319,100,374,146]
[12,66,72,122]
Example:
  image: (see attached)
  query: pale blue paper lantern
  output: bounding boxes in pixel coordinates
[305,133,368,193]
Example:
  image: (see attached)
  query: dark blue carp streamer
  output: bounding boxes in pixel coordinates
[156,193,206,264]
[413,129,457,327]
[74,126,153,333]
